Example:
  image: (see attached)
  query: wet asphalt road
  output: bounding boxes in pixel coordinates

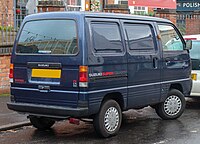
[1,98,200,144]
[0,97,27,126]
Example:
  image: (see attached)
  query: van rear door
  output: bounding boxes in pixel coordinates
[11,19,81,108]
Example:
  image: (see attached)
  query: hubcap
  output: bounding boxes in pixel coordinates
[164,95,182,116]
[104,107,119,132]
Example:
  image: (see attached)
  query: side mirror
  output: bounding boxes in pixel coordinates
[185,40,192,50]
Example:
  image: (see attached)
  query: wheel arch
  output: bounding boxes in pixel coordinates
[169,83,183,93]
[101,92,126,111]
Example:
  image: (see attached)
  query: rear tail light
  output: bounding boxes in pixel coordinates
[9,63,14,83]
[79,66,88,87]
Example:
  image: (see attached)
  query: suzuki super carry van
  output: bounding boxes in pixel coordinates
[7,12,192,137]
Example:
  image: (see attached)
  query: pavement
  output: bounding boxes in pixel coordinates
[0,96,31,131]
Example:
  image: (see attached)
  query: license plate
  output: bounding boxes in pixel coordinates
[191,73,197,81]
[32,69,61,78]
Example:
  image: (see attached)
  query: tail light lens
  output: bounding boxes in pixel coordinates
[79,66,88,87]
[9,63,14,83]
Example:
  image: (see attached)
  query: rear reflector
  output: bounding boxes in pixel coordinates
[79,66,88,87]
[9,63,14,83]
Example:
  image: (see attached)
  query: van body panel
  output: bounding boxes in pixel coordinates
[86,17,128,113]
[161,50,191,99]
[11,13,84,109]
[86,89,128,114]
[121,20,161,108]
[8,12,191,119]
[157,23,192,99]
[162,51,191,80]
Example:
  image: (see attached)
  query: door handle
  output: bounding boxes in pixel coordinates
[153,57,158,69]
[165,57,171,62]
[165,58,171,66]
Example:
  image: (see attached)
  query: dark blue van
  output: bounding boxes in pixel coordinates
[7,12,192,137]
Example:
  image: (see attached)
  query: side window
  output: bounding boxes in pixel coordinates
[158,24,184,51]
[125,23,155,52]
[91,22,123,53]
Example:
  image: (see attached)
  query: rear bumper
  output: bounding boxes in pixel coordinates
[190,93,200,97]
[7,102,88,119]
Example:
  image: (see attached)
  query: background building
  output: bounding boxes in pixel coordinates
[2,0,200,38]
[13,0,84,29]
[156,0,200,35]
[0,0,14,27]
[129,6,148,15]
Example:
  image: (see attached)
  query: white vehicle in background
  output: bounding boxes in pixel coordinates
[184,34,200,96]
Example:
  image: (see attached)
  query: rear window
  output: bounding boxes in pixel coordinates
[16,20,78,55]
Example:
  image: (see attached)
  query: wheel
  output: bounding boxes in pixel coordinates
[93,100,122,138]
[29,116,55,130]
[155,89,186,120]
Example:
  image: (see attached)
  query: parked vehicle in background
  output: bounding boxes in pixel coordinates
[7,12,192,138]
[184,34,200,97]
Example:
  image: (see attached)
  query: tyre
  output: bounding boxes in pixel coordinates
[29,116,55,130]
[93,100,122,138]
[155,89,186,120]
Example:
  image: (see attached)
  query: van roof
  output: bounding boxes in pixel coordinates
[24,11,171,23]
[183,34,200,40]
